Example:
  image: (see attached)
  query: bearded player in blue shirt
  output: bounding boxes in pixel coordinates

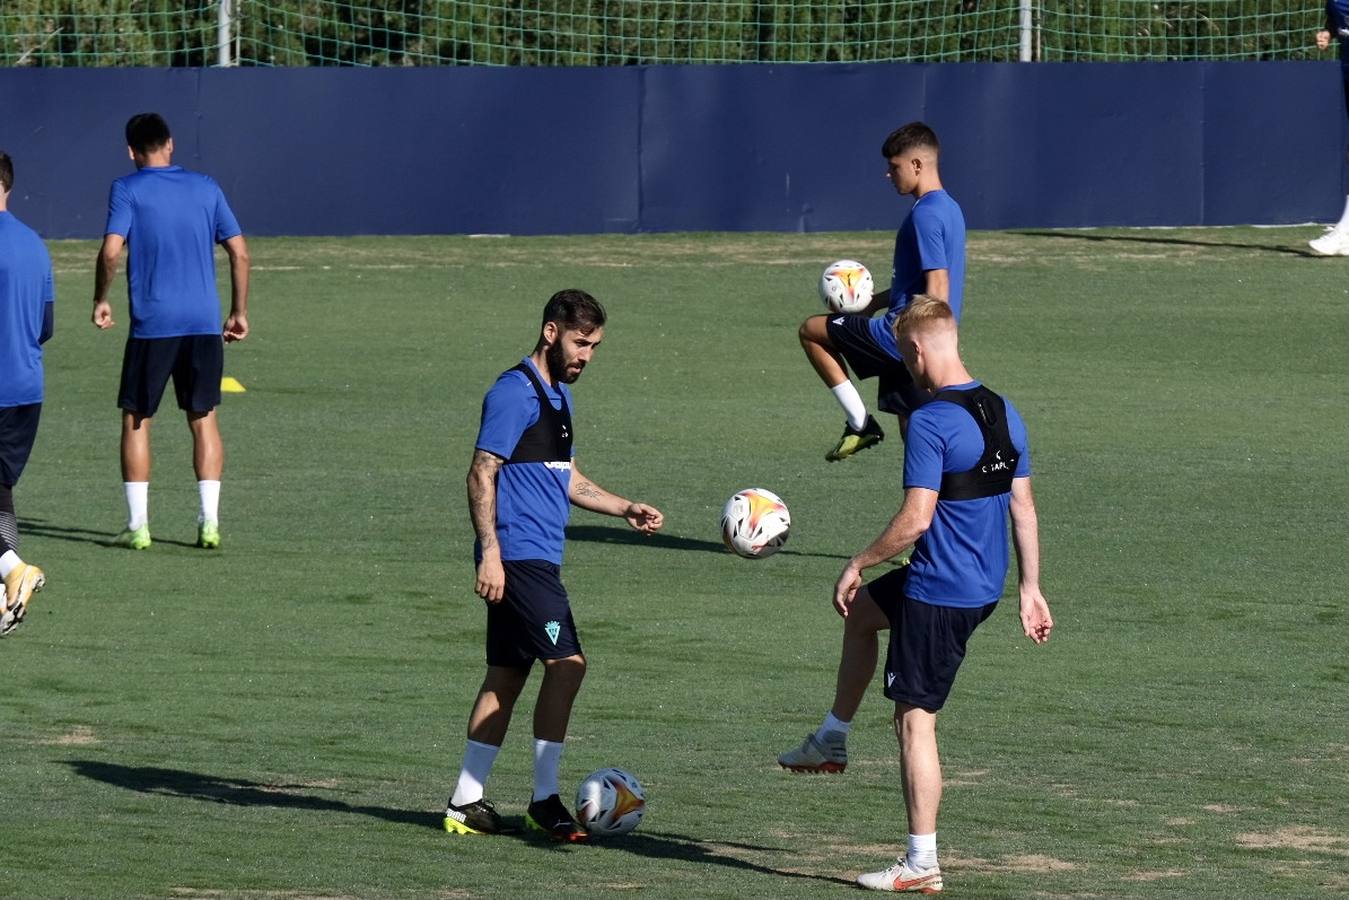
[444,290,664,842]
[1311,0,1349,255]
[0,152,54,636]
[92,113,251,551]
[779,297,1054,893]
[799,122,967,460]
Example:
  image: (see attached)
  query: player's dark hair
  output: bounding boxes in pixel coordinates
[542,289,606,334]
[125,113,172,155]
[881,122,940,158]
[0,152,12,193]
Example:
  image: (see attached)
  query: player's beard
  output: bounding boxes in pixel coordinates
[546,339,583,384]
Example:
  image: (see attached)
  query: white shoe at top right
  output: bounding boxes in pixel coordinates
[1308,228,1349,257]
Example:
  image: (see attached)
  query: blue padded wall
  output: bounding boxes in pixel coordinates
[1,62,1343,238]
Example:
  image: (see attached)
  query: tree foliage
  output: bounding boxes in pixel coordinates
[0,0,1326,67]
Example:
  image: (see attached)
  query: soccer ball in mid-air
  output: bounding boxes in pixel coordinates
[575,767,646,836]
[721,488,791,559]
[819,259,873,314]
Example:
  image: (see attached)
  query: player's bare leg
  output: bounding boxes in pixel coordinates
[831,587,890,722]
[120,412,152,482]
[466,664,530,746]
[529,654,588,841]
[187,410,223,547]
[446,665,530,836]
[187,409,223,480]
[115,412,153,549]
[779,586,889,773]
[896,704,941,835]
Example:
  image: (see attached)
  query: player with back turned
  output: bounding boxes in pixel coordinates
[92,113,251,550]
[798,122,967,460]
[0,151,54,636]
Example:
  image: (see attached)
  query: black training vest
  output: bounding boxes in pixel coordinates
[504,362,573,464]
[931,385,1018,501]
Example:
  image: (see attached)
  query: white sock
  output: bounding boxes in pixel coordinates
[1336,194,1349,232]
[0,550,19,578]
[906,832,938,870]
[817,711,852,740]
[830,381,869,431]
[449,739,500,807]
[198,480,221,524]
[124,482,149,530]
[531,738,564,802]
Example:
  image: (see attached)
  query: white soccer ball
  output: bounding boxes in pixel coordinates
[575,767,646,836]
[721,488,791,559]
[819,259,873,314]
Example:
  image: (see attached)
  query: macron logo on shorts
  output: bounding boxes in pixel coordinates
[832,316,846,326]
[886,671,896,688]
[544,620,561,645]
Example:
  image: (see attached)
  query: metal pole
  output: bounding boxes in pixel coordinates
[1019,0,1033,61]
[217,0,233,67]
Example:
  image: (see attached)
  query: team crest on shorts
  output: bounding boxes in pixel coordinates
[544,620,561,645]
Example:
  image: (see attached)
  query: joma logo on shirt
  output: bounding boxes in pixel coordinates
[544,461,572,471]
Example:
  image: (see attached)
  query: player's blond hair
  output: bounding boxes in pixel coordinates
[893,294,955,341]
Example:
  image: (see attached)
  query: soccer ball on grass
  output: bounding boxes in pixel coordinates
[575,767,646,836]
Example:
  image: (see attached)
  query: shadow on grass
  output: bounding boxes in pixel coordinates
[20,517,198,549]
[1010,228,1320,258]
[587,829,856,887]
[566,524,849,561]
[65,760,441,830]
[66,761,852,884]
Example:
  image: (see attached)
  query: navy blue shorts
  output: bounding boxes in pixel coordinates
[0,403,41,485]
[118,335,223,416]
[824,314,928,416]
[485,559,582,667]
[866,565,997,712]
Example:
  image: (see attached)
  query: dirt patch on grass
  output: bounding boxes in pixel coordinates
[1123,869,1187,882]
[1236,827,1349,856]
[1164,817,1195,826]
[945,851,1076,874]
[1202,803,1239,814]
[41,725,98,746]
[170,892,366,899]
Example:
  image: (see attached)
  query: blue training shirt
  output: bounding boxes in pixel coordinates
[104,165,242,338]
[902,381,1031,608]
[870,189,966,361]
[0,211,55,407]
[474,358,575,565]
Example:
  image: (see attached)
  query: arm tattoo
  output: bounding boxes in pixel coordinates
[467,450,503,550]
[573,480,603,500]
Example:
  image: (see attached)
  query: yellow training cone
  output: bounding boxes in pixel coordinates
[221,377,247,393]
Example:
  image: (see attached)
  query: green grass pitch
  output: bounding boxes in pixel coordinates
[3,227,1346,899]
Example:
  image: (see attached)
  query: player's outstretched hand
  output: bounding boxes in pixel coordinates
[833,561,863,618]
[1019,588,1053,644]
[475,557,506,603]
[223,312,249,343]
[623,503,663,534]
[92,301,115,330]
